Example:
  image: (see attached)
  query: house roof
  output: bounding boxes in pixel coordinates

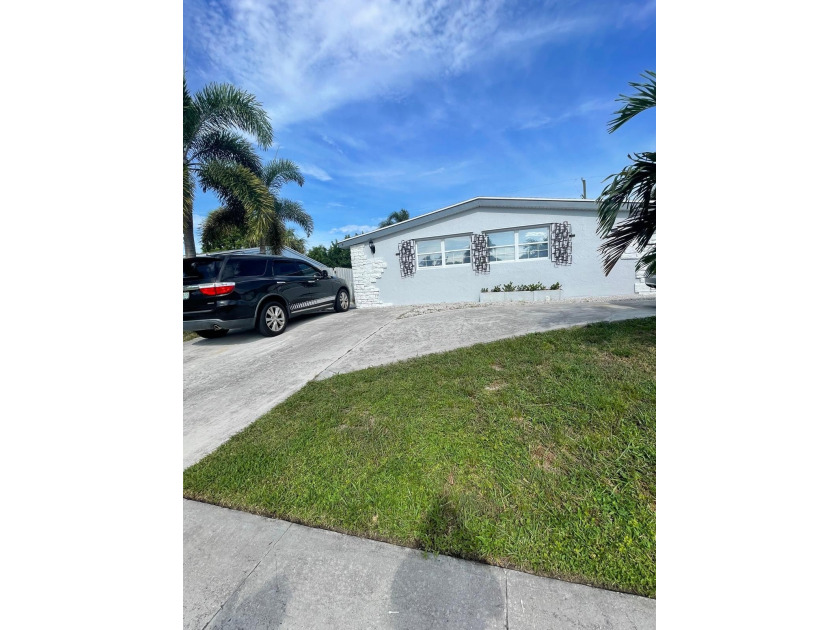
[337,197,601,248]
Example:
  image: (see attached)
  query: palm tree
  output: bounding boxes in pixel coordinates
[596,71,656,276]
[199,158,313,253]
[283,229,307,254]
[183,76,274,257]
[378,208,410,228]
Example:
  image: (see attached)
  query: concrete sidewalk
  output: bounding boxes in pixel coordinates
[185,500,655,629]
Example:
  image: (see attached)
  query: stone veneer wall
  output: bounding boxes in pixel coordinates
[349,244,389,307]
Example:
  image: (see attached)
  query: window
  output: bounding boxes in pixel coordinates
[183,258,222,282]
[417,240,442,267]
[220,258,267,280]
[274,260,316,276]
[444,236,471,266]
[417,236,472,268]
[487,231,515,262]
[518,227,549,260]
[487,226,549,263]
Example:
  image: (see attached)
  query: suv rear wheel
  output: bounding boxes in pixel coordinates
[258,302,288,336]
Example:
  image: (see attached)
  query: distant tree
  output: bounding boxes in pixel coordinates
[307,239,352,268]
[200,158,312,253]
[378,208,410,227]
[183,75,274,258]
[306,244,330,264]
[284,229,307,254]
[596,71,656,276]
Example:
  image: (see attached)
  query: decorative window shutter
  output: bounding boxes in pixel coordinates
[396,240,417,277]
[470,233,490,273]
[550,222,573,266]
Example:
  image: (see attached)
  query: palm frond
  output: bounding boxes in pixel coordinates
[197,161,275,244]
[637,246,656,276]
[189,130,262,173]
[283,228,308,254]
[379,209,410,228]
[596,152,656,237]
[200,206,252,252]
[597,208,656,276]
[596,151,656,275]
[607,70,655,134]
[262,158,305,193]
[183,77,201,153]
[274,198,313,236]
[193,83,273,149]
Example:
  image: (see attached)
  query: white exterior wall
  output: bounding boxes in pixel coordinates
[347,201,650,307]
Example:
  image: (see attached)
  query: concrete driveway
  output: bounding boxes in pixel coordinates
[183,296,655,468]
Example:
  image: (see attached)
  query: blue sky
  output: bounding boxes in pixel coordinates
[184,0,655,251]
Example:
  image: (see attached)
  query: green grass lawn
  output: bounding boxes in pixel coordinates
[184,317,656,597]
[183,331,198,342]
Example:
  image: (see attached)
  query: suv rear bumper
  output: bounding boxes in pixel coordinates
[183,317,254,332]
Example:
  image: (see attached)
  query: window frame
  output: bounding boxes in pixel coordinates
[486,225,550,265]
[416,234,473,270]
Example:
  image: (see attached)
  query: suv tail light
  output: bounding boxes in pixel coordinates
[198,282,236,297]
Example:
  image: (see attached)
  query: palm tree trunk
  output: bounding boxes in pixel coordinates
[184,163,197,258]
[184,215,197,258]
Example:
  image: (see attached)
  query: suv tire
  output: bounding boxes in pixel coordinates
[196,329,228,339]
[258,301,288,336]
[335,288,350,313]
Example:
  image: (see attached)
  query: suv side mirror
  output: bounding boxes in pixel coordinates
[317,269,329,279]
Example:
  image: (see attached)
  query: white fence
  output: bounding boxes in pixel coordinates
[332,267,355,304]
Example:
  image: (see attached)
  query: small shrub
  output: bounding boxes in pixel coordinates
[515,282,546,291]
[550,282,561,291]
[481,288,488,293]
[502,282,516,292]
[491,285,502,292]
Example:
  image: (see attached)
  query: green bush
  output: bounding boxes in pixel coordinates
[488,281,560,293]
[515,282,546,291]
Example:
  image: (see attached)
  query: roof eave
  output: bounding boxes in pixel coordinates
[337,197,602,248]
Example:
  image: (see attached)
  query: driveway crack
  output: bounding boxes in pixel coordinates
[504,568,509,630]
[200,523,293,630]
[315,309,406,379]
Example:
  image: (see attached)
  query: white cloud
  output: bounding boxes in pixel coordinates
[419,166,446,176]
[298,163,332,181]
[186,0,593,125]
[618,0,656,26]
[516,98,616,130]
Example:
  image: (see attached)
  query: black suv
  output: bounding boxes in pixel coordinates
[184,254,351,338]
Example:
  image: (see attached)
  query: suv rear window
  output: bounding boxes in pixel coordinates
[220,258,268,280]
[184,258,222,283]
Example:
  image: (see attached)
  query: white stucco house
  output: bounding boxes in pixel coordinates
[337,197,654,308]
